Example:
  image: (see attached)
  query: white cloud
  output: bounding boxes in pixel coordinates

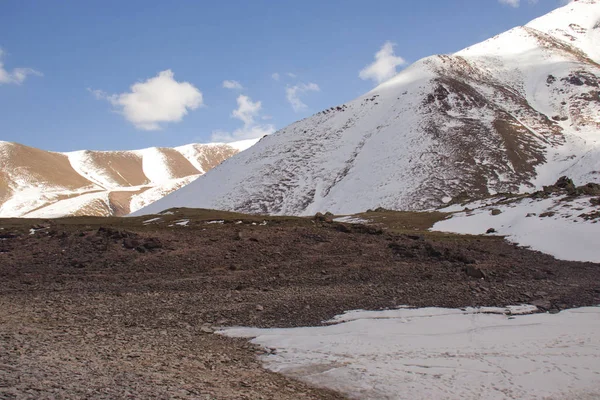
[223,80,243,90]
[498,0,539,7]
[285,82,320,112]
[211,94,275,142]
[88,88,108,100]
[359,41,406,85]
[211,124,275,142]
[287,72,297,78]
[231,94,261,125]
[0,48,42,85]
[91,70,203,131]
[272,72,280,81]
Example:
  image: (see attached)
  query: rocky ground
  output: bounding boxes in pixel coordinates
[1,209,599,399]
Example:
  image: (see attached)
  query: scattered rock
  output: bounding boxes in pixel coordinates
[314,212,333,223]
[491,209,502,216]
[123,238,141,249]
[70,260,85,269]
[388,243,417,259]
[486,228,497,234]
[579,183,600,196]
[200,326,214,334]
[531,299,552,311]
[143,238,162,250]
[424,243,443,259]
[448,250,476,264]
[464,265,486,279]
[556,176,576,193]
[333,223,352,233]
[256,305,264,312]
[405,234,423,241]
[578,210,600,221]
[367,207,392,213]
[351,225,383,235]
[31,224,49,230]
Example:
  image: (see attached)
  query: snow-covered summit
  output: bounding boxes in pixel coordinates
[136,1,599,216]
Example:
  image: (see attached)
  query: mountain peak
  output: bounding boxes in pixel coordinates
[525,0,600,62]
[133,1,600,217]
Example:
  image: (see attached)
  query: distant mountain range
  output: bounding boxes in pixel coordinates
[136,0,600,216]
[0,139,257,217]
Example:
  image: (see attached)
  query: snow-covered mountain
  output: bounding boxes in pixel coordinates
[0,139,257,218]
[136,0,600,216]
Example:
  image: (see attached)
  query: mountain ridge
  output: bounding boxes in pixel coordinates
[135,0,600,216]
[0,138,258,218]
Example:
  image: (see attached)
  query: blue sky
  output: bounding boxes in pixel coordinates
[0,0,565,152]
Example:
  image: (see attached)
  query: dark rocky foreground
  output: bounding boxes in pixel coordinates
[1,211,599,399]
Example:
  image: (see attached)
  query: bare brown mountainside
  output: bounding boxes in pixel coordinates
[0,139,256,218]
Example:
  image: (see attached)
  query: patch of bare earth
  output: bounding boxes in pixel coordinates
[1,212,599,398]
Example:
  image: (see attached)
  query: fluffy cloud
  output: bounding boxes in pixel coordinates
[223,80,243,90]
[211,94,275,142]
[285,83,320,112]
[359,41,406,85]
[271,72,280,81]
[91,70,203,130]
[0,48,42,85]
[498,0,538,7]
[231,95,262,125]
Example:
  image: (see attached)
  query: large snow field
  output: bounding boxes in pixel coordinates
[220,306,600,400]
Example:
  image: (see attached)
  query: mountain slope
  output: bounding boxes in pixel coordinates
[0,139,258,218]
[135,0,600,216]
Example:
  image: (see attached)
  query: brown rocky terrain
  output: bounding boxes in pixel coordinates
[1,209,599,398]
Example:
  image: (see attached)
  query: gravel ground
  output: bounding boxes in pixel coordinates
[1,214,599,398]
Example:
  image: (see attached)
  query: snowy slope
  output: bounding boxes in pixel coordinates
[135,0,600,216]
[433,192,600,263]
[0,138,258,218]
[221,306,600,400]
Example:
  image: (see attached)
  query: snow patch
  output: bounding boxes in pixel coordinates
[332,216,371,224]
[221,306,600,400]
[434,195,600,262]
